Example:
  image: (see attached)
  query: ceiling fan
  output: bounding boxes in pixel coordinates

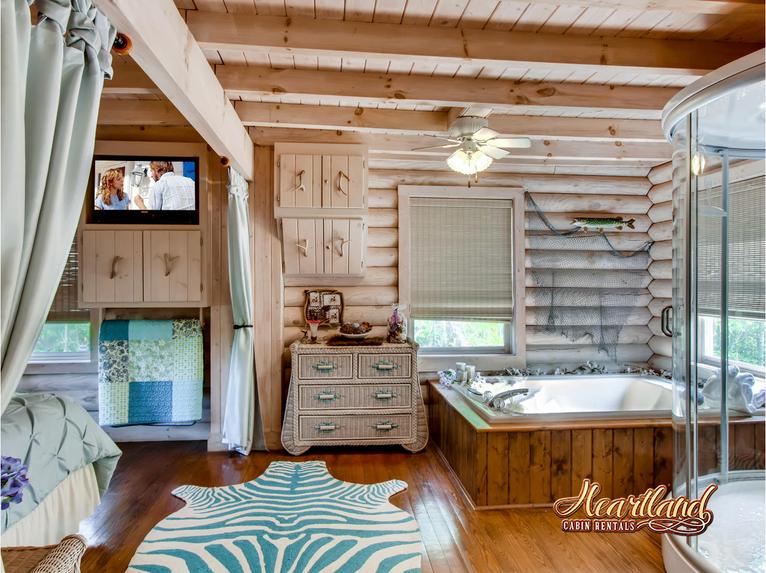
[412,116,531,175]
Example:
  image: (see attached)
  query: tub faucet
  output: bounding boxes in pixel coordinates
[486,387,529,408]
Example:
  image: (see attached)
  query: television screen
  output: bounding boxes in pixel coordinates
[89,157,199,224]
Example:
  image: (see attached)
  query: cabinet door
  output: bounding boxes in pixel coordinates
[81,230,143,304]
[323,155,365,209]
[143,230,202,302]
[279,154,320,208]
[322,219,364,276]
[282,219,322,275]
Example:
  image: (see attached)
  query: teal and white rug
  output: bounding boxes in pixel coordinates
[127,460,422,572]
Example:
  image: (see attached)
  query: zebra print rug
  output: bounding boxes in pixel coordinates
[127,460,422,572]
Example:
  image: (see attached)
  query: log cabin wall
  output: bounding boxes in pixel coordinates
[282,162,656,379]
[646,161,674,372]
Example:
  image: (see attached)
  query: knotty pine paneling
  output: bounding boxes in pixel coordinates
[429,386,765,509]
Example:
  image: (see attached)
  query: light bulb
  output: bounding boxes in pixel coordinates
[447,149,493,175]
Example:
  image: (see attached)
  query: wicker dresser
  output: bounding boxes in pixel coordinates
[281,341,428,455]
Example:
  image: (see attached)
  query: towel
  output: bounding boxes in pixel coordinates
[701,365,761,414]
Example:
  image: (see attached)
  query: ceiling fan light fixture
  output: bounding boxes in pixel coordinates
[446,148,493,175]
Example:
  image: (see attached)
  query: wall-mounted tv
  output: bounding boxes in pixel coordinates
[88,156,200,225]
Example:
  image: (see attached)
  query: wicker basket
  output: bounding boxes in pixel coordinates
[1,534,86,573]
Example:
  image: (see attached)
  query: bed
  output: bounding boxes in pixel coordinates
[1,393,122,547]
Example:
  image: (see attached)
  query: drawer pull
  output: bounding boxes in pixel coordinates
[372,360,398,371]
[373,391,395,400]
[316,423,338,432]
[313,361,337,372]
[373,421,399,431]
[316,392,339,401]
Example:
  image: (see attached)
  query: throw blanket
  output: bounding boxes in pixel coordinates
[128,460,422,572]
[1,393,122,531]
[99,319,203,425]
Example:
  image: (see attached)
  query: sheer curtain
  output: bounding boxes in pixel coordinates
[1,0,115,412]
[223,167,265,454]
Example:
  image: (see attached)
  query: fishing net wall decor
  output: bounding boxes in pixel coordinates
[525,192,653,362]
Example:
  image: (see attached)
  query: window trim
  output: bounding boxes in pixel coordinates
[25,309,99,375]
[398,185,526,372]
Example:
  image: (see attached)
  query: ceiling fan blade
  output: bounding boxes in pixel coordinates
[485,137,532,149]
[410,142,461,151]
[478,145,510,159]
[472,127,500,141]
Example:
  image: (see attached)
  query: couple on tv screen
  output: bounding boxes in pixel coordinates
[94,159,196,211]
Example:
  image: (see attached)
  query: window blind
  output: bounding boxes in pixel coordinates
[410,197,514,320]
[48,238,90,322]
[697,174,765,320]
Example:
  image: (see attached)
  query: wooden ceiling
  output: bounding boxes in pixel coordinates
[96,0,765,177]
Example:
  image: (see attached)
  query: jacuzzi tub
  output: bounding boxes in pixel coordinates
[453,374,673,423]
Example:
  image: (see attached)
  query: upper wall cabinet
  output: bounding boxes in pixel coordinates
[274,143,368,219]
[80,230,204,307]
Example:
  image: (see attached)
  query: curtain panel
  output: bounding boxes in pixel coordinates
[1,0,115,412]
[223,167,265,454]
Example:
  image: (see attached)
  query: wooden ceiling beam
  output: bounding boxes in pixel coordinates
[246,127,671,161]
[217,66,677,114]
[186,12,759,77]
[98,99,187,125]
[235,101,664,141]
[93,0,253,179]
[518,0,764,16]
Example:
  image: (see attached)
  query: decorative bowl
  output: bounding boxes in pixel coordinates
[339,321,372,338]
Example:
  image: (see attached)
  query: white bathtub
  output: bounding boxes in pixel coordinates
[453,374,673,423]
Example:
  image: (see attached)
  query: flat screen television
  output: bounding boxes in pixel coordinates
[88,156,200,225]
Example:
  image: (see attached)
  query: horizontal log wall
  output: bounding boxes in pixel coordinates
[646,161,673,372]
[430,383,765,508]
[283,167,656,371]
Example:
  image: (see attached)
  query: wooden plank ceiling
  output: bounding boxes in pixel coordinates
[99,0,764,173]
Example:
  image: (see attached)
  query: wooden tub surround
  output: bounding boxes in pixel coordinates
[429,382,765,510]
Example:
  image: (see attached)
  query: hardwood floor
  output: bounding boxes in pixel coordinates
[81,441,664,572]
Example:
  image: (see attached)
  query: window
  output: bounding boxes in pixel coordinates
[27,239,96,369]
[699,316,765,377]
[399,186,525,369]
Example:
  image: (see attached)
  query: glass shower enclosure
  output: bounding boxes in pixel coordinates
[662,50,765,573]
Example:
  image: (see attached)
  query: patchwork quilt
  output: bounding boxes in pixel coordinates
[99,319,203,426]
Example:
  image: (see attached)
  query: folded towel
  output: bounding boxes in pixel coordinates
[702,365,762,414]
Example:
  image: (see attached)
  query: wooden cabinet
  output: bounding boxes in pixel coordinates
[282,218,366,278]
[81,230,143,304]
[80,229,203,306]
[143,231,202,303]
[275,144,368,278]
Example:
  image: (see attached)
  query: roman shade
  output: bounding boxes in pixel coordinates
[697,174,765,319]
[48,239,89,322]
[410,197,514,321]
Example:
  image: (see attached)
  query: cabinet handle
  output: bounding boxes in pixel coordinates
[335,238,350,257]
[295,169,306,193]
[372,360,397,371]
[296,239,309,257]
[313,361,337,372]
[336,170,349,195]
[316,392,339,401]
[373,422,398,431]
[109,255,124,279]
[162,253,180,277]
[316,423,337,432]
[374,391,395,400]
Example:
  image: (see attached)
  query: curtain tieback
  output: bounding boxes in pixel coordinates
[233,324,253,329]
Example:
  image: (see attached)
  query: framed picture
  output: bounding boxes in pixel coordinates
[303,289,343,327]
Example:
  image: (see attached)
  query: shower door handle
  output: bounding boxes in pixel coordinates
[661,306,673,337]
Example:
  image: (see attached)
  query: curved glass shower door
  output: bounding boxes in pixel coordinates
[668,73,765,573]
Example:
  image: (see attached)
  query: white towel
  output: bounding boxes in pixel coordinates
[702,365,761,414]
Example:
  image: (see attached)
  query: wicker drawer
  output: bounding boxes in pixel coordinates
[357,353,412,379]
[299,414,412,442]
[298,354,353,379]
[298,384,412,411]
